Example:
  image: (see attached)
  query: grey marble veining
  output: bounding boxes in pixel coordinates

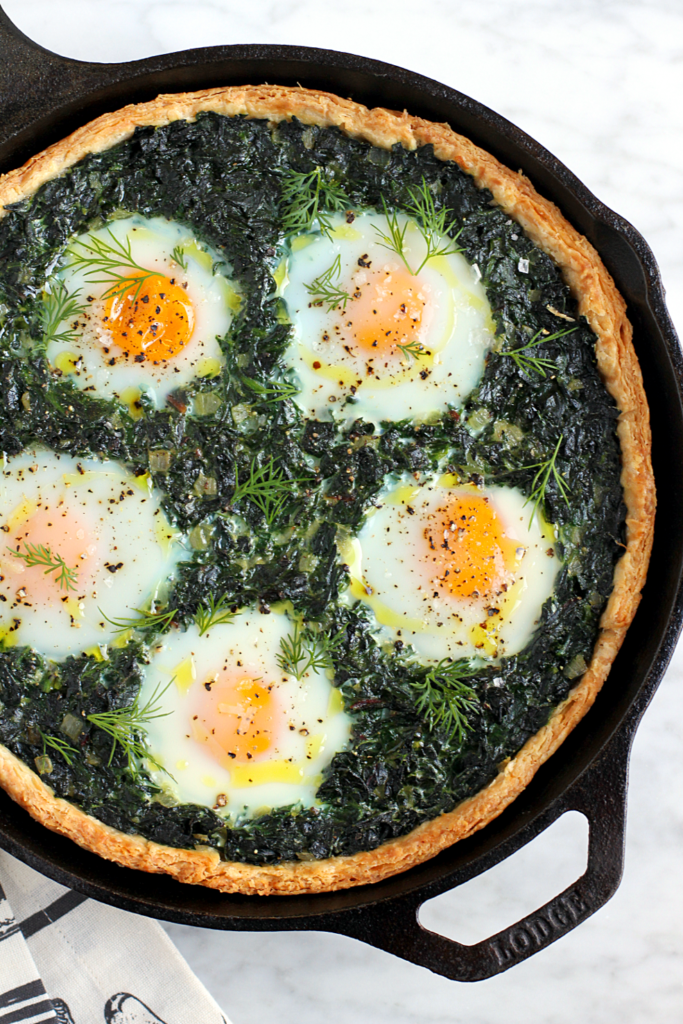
[2,1,681,1021]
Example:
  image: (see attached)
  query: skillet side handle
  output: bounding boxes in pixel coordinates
[0,5,62,91]
[0,4,102,161]
[329,726,631,982]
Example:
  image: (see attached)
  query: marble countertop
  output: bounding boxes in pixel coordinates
[2,1,682,1021]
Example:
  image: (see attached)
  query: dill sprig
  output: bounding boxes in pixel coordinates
[305,254,350,311]
[194,593,237,635]
[373,198,410,272]
[398,340,427,361]
[40,730,78,766]
[504,327,577,377]
[242,376,299,403]
[66,229,157,301]
[276,622,346,681]
[8,541,78,592]
[413,660,481,744]
[171,244,188,271]
[86,681,172,775]
[280,166,350,239]
[40,279,87,345]
[521,434,570,525]
[98,606,176,634]
[374,179,463,275]
[405,178,464,270]
[229,457,305,525]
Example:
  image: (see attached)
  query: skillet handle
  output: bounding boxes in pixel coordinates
[0,4,79,157]
[0,5,69,95]
[328,726,630,981]
[0,4,122,165]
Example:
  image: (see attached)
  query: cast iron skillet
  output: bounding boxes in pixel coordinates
[0,5,681,983]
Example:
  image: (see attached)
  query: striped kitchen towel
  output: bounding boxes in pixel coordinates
[0,850,230,1024]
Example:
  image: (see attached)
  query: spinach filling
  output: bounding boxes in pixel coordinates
[0,113,625,863]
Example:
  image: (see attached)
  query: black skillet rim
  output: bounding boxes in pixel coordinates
[0,15,681,966]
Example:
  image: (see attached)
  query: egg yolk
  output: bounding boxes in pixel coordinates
[342,266,431,356]
[424,495,520,601]
[101,273,195,363]
[3,506,99,604]
[191,674,279,769]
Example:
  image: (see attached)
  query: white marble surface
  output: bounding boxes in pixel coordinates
[2,1,682,1021]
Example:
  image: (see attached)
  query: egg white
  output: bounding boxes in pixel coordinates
[339,478,561,662]
[45,215,239,411]
[0,448,186,659]
[281,212,494,425]
[139,610,352,819]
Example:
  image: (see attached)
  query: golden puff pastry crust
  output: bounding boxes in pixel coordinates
[0,85,655,895]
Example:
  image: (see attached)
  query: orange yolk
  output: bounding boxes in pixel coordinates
[3,507,99,603]
[191,675,279,769]
[344,267,430,356]
[101,273,194,363]
[424,495,519,602]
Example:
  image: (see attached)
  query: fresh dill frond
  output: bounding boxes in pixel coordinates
[276,624,307,678]
[242,376,299,403]
[8,541,78,592]
[171,244,188,271]
[374,179,463,275]
[397,340,427,361]
[194,593,237,635]
[405,178,463,272]
[229,457,305,525]
[373,197,411,273]
[276,622,346,681]
[98,606,177,634]
[40,730,78,766]
[413,659,480,744]
[305,254,350,311]
[86,681,172,775]
[504,326,577,377]
[40,279,87,345]
[66,229,157,301]
[280,166,350,240]
[521,434,570,525]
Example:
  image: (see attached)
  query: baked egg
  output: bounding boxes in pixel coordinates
[0,448,185,659]
[280,211,494,424]
[339,478,561,662]
[139,608,352,819]
[44,215,239,412]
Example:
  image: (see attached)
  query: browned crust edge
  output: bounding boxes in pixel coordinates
[0,85,655,895]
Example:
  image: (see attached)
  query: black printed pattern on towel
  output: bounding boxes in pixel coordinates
[105,994,169,1024]
[0,880,59,1024]
[1,880,213,1024]
[0,981,56,1024]
[49,1001,74,1024]
[19,893,88,940]
[0,881,21,946]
